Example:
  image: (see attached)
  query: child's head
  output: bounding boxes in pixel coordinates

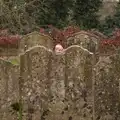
[55,44,64,53]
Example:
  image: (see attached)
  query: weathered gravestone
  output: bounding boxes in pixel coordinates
[19,31,54,53]
[66,31,100,63]
[94,54,120,119]
[0,59,19,120]
[90,29,107,39]
[66,31,100,53]
[63,45,94,120]
[20,46,53,120]
[20,45,94,120]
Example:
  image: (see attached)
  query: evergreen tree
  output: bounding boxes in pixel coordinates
[73,0,103,29]
[0,0,38,34]
[0,0,104,33]
[113,2,120,27]
[34,0,74,28]
[98,16,115,36]
[99,1,120,36]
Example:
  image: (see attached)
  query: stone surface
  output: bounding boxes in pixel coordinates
[66,31,100,53]
[20,45,94,120]
[63,45,94,120]
[19,31,53,53]
[20,46,53,120]
[94,54,120,119]
[66,31,100,63]
[0,59,19,120]
[1,43,120,120]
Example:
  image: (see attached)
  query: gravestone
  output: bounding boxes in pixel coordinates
[0,59,19,120]
[94,54,120,119]
[19,31,54,53]
[20,45,94,120]
[66,31,100,63]
[63,45,94,120]
[20,46,53,120]
[66,31,100,53]
[90,29,107,39]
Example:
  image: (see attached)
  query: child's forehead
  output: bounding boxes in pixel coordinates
[55,44,63,48]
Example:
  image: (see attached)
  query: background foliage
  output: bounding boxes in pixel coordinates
[99,1,120,36]
[0,0,103,34]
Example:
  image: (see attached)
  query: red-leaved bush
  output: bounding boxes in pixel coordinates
[101,29,120,47]
[100,29,120,54]
[39,25,80,48]
[0,36,21,47]
[1,26,120,54]
[0,29,21,48]
[63,26,80,38]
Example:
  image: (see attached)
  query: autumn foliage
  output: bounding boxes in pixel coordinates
[100,29,120,47]
[0,29,21,48]
[1,26,120,52]
[39,25,81,48]
[39,25,120,50]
